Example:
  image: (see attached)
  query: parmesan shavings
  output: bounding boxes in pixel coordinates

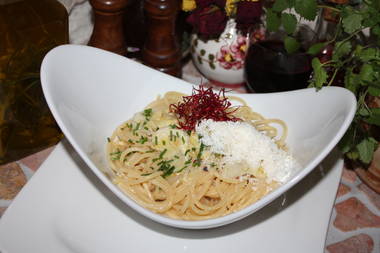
[195,119,299,183]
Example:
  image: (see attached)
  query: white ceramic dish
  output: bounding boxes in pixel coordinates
[40,45,356,229]
[0,141,343,253]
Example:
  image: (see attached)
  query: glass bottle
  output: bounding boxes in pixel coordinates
[0,0,68,164]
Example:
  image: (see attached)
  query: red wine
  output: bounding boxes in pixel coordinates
[244,40,312,93]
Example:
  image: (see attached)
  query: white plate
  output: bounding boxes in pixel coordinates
[0,140,342,253]
[40,45,355,229]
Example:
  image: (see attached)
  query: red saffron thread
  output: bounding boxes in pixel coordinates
[169,86,241,131]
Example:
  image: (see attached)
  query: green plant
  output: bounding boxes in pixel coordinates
[265,0,380,165]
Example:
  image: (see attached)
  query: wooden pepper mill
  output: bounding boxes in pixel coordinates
[142,0,182,77]
[88,0,129,55]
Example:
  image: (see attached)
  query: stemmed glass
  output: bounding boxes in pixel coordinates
[244,25,317,93]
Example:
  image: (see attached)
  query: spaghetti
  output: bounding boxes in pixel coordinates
[107,86,294,220]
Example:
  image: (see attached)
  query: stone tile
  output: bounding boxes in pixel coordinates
[326,234,374,253]
[334,197,380,231]
[20,146,56,171]
[358,183,380,210]
[337,183,350,197]
[0,162,27,200]
[341,167,357,183]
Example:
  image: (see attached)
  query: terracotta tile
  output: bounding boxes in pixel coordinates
[334,197,380,231]
[0,162,27,200]
[337,183,350,197]
[326,234,374,253]
[358,183,380,210]
[355,167,380,195]
[341,167,357,183]
[20,146,56,171]
[0,207,7,217]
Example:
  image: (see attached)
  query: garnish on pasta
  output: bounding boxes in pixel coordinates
[107,86,299,220]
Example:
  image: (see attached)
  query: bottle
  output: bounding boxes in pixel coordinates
[0,0,68,164]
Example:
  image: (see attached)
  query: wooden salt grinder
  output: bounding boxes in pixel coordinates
[88,0,129,55]
[142,0,182,77]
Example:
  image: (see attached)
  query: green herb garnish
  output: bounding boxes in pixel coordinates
[110,150,121,160]
[143,108,153,121]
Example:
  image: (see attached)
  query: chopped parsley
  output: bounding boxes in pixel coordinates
[142,108,153,121]
[137,136,148,144]
[157,160,176,178]
[176,165,188,173]
[185,158,192,165]
[133,122,140,133]
[193,143,205,167]
[110,150,121,160]
[159,149,167,159]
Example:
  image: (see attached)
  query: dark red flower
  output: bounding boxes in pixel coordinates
[195,0,226,9]
[236,0,263,34]
[187,6,227,38]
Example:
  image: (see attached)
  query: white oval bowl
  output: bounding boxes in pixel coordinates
[40,45,356,229]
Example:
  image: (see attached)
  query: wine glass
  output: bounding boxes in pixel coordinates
[244,25,317,93]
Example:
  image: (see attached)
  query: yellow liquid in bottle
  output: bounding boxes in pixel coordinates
[0,0,68,164]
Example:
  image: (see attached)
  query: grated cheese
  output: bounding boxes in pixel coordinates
[195,119,299,183]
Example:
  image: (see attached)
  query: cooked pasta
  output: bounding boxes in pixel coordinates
[107,87,296,220]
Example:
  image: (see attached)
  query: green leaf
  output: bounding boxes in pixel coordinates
[358,107,370,117]
[200,49,206,56]
[266,9,281,32]
[371,25,380,38]
[342,13,363,33]
[281,13,297,34]
[368,86,380,96]
[307,42,327,55]
[356,137,378,164]
[344,69,360,94]
[346,150,359,160]
[311,57,328,88]
[359,64,374,83]
[358,47,380,62]
[294,0,317,21]
[332,41,352,62]
[364,108,380,126]
[284,36,300,54]
[338,126,355,153]
[272,0,289,12]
